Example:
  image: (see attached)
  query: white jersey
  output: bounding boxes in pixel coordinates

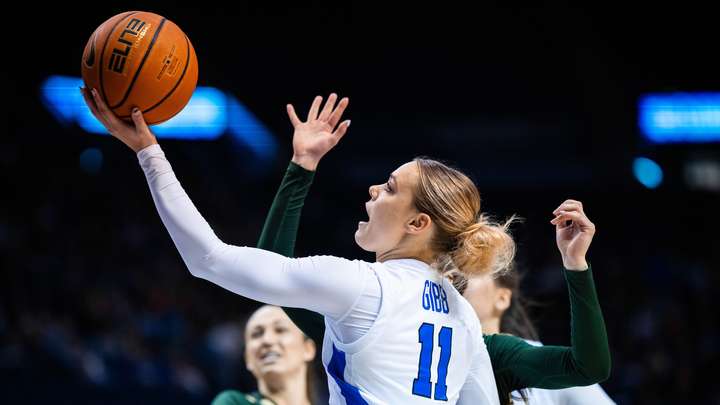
[322,259,498,405]
[136,145,499,405]
[511,340,615,405]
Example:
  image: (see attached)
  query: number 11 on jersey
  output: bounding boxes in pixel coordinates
[412,323,453,401]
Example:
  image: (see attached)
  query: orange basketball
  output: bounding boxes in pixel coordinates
[81,11,198,125]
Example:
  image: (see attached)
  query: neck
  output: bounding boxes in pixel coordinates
[376,239,436,264]
[482,317,501,335]
[376,251,434,264]
[258,368,310,405]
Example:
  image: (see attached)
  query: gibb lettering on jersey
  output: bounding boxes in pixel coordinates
[422,280,449,314]
[109,18,148,74]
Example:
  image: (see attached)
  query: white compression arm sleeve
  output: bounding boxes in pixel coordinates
[136,144,368,320]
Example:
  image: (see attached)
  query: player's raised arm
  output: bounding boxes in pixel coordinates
[257,94,349,345]
[81,88,363,319]
[486,200,610,396]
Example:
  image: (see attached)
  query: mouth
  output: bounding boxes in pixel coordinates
[259,350,282,364]
[361,202,371,227]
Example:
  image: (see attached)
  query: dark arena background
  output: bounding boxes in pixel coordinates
[4,3,720,404]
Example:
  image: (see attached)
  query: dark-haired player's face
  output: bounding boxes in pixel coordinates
[244,306,315,380]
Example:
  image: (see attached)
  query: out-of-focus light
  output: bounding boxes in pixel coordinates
[633,157,663,189]
[226,94,277,160]
[153,87,227,139]
[79,147,103,174]
[41,75,276,158]
[685,159,720,192]
[639,93,720,144]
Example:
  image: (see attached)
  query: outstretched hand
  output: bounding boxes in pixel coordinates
[287,93,350,171]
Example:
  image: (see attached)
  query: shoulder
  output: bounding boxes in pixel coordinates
[444,279,482,335]
[304,255,373,270]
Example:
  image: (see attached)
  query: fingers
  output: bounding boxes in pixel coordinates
[318,93,338,121]
[551,210,595,232]
[131,107,149,133]
[287,104,301,127]
[89,88,123,132]
[552,199,584,216]
[80,87,102,121]
[307,95,323,121]
[332,120,351,141]
[328,97,349,128]
[551,210,582,226]
[551,199,590,226]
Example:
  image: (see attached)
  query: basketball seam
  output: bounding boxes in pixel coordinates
[118,34,193,120]
[98,11,138,108]
[110,18,167,109]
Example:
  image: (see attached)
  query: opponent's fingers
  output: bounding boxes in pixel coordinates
[287,104,301,127]
[551,210,594,231]
[553,201,583,216]
[318,93,337,121]
[328,97,349,128]
[307,95,323,121]
[332,120,351,142]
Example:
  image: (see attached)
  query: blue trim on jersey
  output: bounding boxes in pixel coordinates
[327,344,369,405]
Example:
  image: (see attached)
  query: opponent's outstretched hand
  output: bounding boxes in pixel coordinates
[287,93,350,171]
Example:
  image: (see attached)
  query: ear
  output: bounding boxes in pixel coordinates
[495,287,512,314]
[302,338,317,362]
[406,212,432,234]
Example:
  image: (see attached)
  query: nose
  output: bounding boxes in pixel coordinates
[259,329,278,346]
[369,184,379,200]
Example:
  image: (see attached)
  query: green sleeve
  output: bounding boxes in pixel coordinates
[485,266,611,399]
[257,161,326,346]
[211,390,259,405]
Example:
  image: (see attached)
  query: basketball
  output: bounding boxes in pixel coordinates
[81,11,198,125]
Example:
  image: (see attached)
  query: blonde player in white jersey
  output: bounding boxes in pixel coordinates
[81,88,518,404]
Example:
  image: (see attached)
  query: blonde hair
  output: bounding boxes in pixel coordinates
[413,158,516,278]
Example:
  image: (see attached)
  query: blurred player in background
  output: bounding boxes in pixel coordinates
[213,305,318,405]
[459,263,615,404]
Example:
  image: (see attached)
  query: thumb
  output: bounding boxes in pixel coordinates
[131,108,150,133]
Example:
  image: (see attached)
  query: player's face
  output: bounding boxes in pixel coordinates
[355,161,421,253]
[244,306,315,381]
[463,274,510,328]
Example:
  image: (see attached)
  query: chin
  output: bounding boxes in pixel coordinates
[258,363,287,377]
[354,232,374,252]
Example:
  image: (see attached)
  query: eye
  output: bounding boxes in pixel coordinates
[385,182,392,192]
[275,326,288,334]
[250,328,263,339]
